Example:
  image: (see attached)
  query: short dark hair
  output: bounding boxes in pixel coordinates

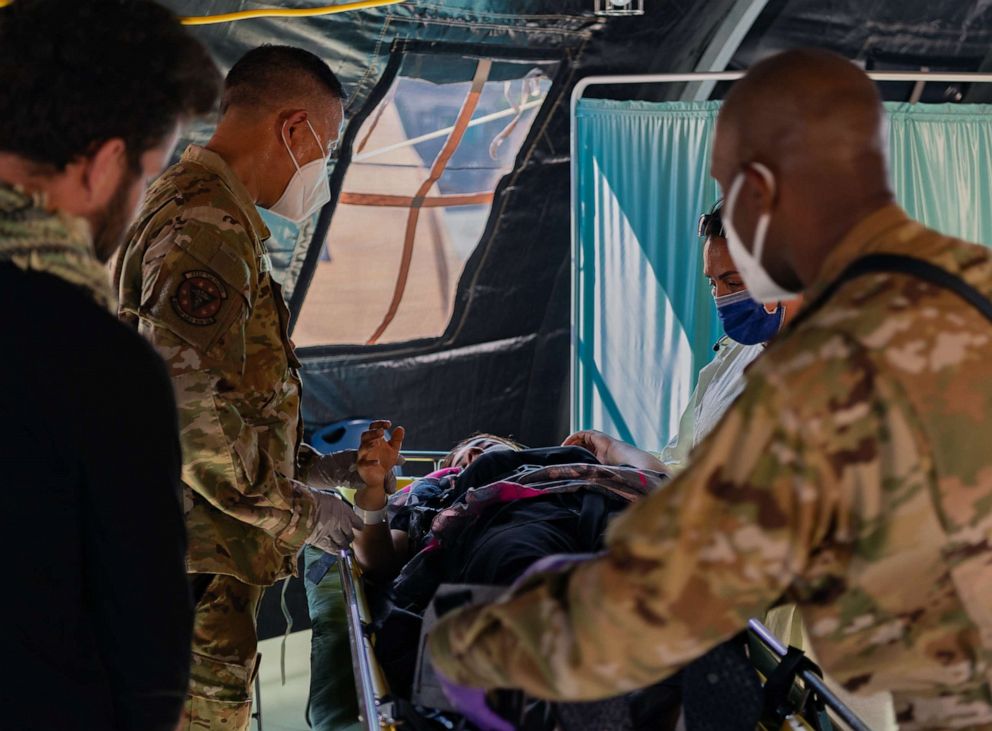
[222,45,345,114]
[0,0,220,171]
[698,201,725,240]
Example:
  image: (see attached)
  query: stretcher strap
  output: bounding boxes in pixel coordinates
[366,58,493,345]
[792,253,992,331]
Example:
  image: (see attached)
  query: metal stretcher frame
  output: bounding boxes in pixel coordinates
[339,450,450,730]
[568,69,992,433]
[335,447,877,729]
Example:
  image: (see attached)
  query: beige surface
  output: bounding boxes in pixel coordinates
[252,630,314,731]
[294,101,464,347]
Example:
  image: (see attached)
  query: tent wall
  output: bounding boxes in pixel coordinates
[573,98,992,450]
[157,1,992,452]
[160,0,756,449]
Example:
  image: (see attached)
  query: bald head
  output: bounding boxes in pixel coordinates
[718,49,886,173]
[711,49,894,293]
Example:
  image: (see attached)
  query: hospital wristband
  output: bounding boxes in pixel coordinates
[353,503,388,525]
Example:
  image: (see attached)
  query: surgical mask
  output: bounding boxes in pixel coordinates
[723,162,799,304]
[268,119,331,224]
[715,289,783,345]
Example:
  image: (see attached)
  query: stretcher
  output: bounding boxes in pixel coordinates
[331,452,873,731]
[336,450,450,730]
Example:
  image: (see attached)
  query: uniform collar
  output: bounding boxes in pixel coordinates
[180,145,271,241]
[803,204,920,305]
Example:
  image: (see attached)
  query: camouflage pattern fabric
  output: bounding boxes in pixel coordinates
[116,145,358,586]
[116,146,362,730]
[0,183,113,310]
[182,573,264,731]
[430,206,992,731]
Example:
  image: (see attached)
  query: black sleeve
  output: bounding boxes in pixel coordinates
[79,335,192,731]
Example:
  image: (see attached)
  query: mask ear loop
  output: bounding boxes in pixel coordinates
[772,300,785,332]
[747,162,776,264]
[304,119,325,157]
[281,120,304,174]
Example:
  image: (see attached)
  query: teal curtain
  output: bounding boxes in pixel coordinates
[574,98,992,450]
[888,103,992,246]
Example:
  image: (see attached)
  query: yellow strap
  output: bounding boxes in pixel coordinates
[0,1,405,23]
[179,0,404,26]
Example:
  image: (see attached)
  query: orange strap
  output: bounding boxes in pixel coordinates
[339,191,494,208]
[366,59,493,345]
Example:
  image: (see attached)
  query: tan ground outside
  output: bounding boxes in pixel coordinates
[293,100,465,347]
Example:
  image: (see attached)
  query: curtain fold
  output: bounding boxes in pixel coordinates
[574,98,992,450]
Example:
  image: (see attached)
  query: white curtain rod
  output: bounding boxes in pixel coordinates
[571,70,992,117]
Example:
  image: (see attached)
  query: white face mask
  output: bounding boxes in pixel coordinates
[268,119,331,225]
[723,161,799,304]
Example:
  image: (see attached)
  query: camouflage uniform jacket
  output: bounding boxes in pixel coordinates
[116,146,358,586]
[430,205,992,731]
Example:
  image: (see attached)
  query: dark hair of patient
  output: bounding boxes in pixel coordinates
[440,433,525,469]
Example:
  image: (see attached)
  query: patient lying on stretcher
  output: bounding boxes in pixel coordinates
[352,424,665,596]
[350,424,679,729]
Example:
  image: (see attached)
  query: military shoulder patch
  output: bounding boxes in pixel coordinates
[171,270,228,326]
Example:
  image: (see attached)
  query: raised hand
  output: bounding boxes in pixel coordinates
[357,420,406,488]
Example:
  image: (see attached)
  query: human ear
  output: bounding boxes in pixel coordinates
[77,138,127,212]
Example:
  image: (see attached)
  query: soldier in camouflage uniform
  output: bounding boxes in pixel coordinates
[429,49,992,730]
[116,47,365,730]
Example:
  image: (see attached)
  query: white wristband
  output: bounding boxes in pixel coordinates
[353,504,387,525]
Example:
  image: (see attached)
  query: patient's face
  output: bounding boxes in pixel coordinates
[703,236,746,299]
[447,437,511,469]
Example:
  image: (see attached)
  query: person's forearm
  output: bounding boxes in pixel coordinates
[352,484,402,578]
[607,441,668,472]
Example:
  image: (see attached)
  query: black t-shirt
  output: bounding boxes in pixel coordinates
[0,264,191,731]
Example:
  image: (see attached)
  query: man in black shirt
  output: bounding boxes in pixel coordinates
[0,2,220,729]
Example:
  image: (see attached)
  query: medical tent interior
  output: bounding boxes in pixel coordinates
[143,1,992,727]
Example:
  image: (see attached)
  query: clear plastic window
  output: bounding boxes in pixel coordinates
[293,54,557,347]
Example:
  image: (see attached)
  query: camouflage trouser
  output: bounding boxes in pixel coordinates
[181,573,264,731]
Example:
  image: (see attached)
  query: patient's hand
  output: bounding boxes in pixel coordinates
[357,420,406,488]
[564,429,668,474]
[563,429,622,464]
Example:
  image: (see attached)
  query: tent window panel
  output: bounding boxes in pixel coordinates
[294,53,557,347]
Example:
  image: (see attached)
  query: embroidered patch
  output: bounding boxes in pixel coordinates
[171,270,227,326]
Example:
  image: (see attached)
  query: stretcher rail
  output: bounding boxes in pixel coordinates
[749,618,871,731]
[339,548,386,731]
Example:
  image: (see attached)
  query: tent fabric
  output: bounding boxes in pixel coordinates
[573,98,992,450]
[160,0,597,301]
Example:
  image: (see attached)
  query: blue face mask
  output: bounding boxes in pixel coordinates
[715,290,783,345]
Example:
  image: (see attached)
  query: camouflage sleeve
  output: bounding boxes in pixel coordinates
[428,346,856,700]
[297,443,363,489]
[140,218,317,552]
[171,364,316,553]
